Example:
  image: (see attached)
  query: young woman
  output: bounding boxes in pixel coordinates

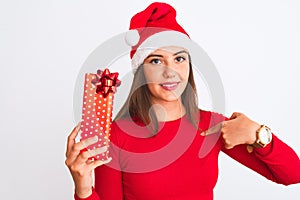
[65,2,300,200]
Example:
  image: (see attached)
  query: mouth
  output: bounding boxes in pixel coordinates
[159,82,180,91]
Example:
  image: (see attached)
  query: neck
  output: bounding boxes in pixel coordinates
[150,99,186,122]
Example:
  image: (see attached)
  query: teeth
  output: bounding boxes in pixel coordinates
[161,83,177,87]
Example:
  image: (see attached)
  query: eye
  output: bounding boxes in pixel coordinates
[150,58,162,65]
[175,56,186,63]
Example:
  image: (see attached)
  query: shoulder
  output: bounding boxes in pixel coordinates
[199,109,227,125]
[111,117,149,139]
[112,116,145,131]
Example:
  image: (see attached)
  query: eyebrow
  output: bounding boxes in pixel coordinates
[145,50,189,60]
[174,50,189,56]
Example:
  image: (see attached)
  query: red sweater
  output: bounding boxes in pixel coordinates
[75,110,300,200]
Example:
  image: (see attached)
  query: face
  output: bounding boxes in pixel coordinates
[142,46,190,104]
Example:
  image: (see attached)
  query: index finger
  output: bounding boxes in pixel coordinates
[200,122,223,136]
[229,112,242,120]
[66,122,81,157]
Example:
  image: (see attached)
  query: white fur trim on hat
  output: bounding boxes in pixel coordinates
[131,31,192,73]
[125,29,140,46]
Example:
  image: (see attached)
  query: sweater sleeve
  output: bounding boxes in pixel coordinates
[74,187,100,200]
[74,123,124,200]
[221,134,300,185]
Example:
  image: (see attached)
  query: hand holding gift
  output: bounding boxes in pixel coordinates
[65,68,121,198]
[65,123,111,198]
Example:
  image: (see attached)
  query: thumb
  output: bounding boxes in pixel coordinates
[91,157,112,169]
[224,143,235,149]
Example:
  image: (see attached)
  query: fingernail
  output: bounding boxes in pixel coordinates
[95,146,107,154]
[105,157,112,163]
[76,122,81,129]
[102,146,108,151]
[200,131,206,136]
[92,135,98,142]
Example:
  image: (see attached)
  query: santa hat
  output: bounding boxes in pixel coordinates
[125,2,192,73]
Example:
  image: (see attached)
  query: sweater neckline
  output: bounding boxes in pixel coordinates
[158,113,187,125]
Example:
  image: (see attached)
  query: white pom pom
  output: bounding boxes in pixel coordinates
[125,30,140,46]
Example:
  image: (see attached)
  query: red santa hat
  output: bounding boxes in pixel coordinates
[125,2,192,73]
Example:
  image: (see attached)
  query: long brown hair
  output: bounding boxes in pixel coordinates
[114,56,199,133]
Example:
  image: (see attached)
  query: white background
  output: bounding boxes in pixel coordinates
[0,0,299,199]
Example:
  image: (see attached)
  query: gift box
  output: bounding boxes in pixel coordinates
[80,69,121,160]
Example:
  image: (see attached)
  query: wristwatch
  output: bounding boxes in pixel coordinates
[253,125,272,148]
[247,125,272,153]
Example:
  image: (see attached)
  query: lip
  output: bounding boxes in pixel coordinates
[159,82,180,91]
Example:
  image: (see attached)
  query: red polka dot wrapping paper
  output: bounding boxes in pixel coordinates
[80,73,115,161]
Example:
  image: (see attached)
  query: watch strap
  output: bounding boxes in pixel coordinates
[247,125,272,153]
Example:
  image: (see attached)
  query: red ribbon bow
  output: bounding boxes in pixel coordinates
[91,68,121,97]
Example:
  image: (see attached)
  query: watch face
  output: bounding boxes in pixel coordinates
[259,127,272,144]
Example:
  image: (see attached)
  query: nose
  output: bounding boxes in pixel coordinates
[162,61,176,79]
